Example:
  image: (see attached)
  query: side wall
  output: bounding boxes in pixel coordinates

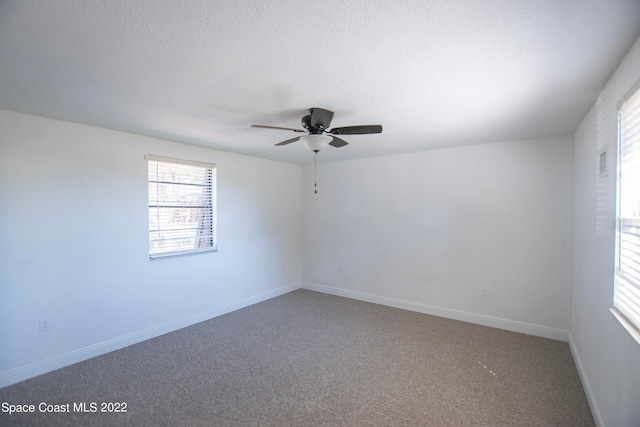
[0,110,302,387]
[301,135,574,340]
[571,36,640,427]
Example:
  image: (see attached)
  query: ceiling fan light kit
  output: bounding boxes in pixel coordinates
[252,107,383,193]
[300,134,332,152]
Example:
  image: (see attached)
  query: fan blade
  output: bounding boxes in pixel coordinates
[329,125,383,135]
[329,136,349,148]
[275,136,301,146]
[310,108,334,129]
[251,124,305,133]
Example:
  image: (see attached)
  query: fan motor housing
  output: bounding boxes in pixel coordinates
[302,114,325,134]
[301,114,313,131]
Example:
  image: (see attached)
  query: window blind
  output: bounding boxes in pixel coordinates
[615,82,640,334]
[146,155,217,258]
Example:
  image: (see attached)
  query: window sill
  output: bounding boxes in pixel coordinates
[610,308,640,347]
[150,248,217,260]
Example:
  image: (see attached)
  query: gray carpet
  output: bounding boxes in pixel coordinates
[0,290,594,426]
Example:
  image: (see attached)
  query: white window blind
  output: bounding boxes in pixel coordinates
[146,155,217,258]
[615,81,640,336]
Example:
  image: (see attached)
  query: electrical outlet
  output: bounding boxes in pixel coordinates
[482,287,490,297]
[39,319,51,332]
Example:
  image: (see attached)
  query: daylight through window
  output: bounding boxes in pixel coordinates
[614,81,640,338]
[146,155,217,258]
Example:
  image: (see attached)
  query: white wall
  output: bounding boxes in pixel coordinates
[301,135,574,339]
[0,110,301,387]
[571,36,640,427]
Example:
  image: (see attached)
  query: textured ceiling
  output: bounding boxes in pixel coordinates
[1,1,639,164]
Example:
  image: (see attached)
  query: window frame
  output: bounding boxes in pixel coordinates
[612,79,640,345]
[145,154,217,259]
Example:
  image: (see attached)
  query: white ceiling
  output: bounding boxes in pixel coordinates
[1,1,639,165]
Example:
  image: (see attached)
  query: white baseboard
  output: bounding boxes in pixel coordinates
[302,282,569,341]
[569,334,604,427]
[0,282,301,389]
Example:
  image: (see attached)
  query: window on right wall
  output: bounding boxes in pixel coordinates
[614,80,640,343]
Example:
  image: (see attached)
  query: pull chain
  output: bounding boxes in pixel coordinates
[314,151,318,194]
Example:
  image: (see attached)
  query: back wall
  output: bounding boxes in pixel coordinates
[302,136,574,339]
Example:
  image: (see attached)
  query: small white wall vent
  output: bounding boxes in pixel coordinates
[599,150,607,178]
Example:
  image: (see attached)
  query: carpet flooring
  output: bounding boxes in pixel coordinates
[0,290,594,426]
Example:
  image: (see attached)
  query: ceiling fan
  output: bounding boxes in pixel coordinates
[251,107,383,152]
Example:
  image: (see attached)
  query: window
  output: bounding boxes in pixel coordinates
[146,155,217,258]
[614,81,640,340]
